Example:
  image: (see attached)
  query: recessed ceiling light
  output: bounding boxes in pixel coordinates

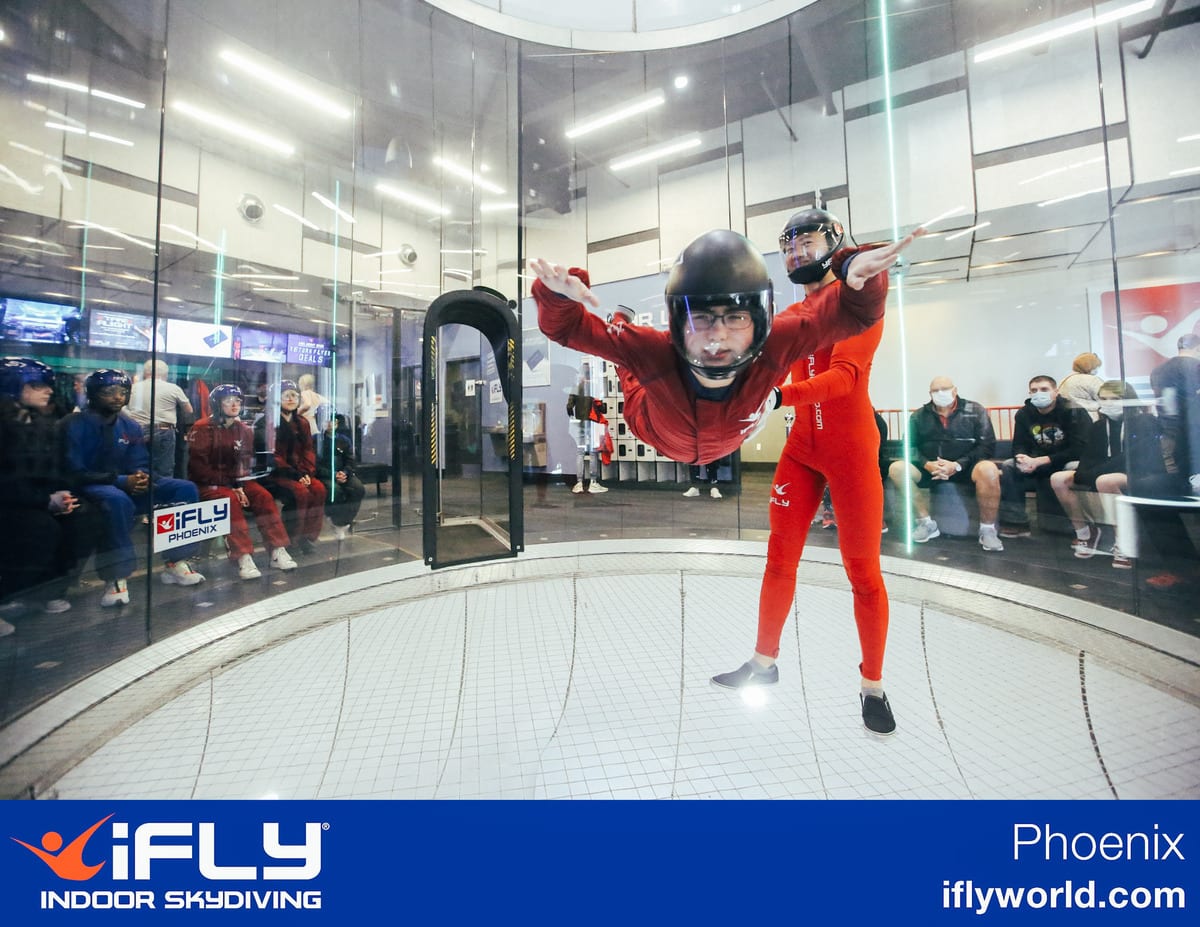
[674,75,689,90]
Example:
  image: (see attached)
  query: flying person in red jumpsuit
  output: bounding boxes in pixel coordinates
[530,225,922,465]
[710,208,896,735]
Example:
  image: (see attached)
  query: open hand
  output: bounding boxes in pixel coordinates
[529,258,600,308]
[844,226,927,290]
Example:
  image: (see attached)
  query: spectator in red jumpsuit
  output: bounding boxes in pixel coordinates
[710,208,896,735]
[256,380,327,556]
[188,384,297,579]
[530,225,922,465]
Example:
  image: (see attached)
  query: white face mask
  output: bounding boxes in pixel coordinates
[1099,400,1123,420]
[930,389,955,408]
[1029,391,1055,409]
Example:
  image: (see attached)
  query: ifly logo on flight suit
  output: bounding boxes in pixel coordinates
[10,813,326,910]
[153,498,231,552]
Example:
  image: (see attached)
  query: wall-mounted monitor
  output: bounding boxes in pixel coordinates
[165,318,233,358]
[88,309,166,351]
[0,297,84,345]
[286,332,332,367]
[233,328,287,363]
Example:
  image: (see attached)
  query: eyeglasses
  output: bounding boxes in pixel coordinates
[96,387,129,400]
[687,310,754,332]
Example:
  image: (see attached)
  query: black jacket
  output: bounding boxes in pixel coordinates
[906,398,995,472]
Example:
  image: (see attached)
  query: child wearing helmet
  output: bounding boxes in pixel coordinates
[62,369,206,606]
[530,223,922,465]
[187,384,297,578]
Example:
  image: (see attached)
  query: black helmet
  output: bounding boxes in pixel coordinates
[0,356,54,401]
[209,383,244,418]
[665,229,773,381]
[779,207,844,285]
[85,368,131,405]
[277,379,300,398]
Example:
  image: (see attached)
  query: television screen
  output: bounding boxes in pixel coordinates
[233,328,287,363]
[0,297,84,345]
[165,318,234,358]
[88,309,165,351]
[286,333,333,367]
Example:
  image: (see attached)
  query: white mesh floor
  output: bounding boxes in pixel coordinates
[18,542,1200,800]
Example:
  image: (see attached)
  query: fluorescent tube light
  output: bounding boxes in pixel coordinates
[1019,156,1106,185]
[273,204,321,230]
[943,221,992,242]
[87,131,133,146]
[974,1,1154,63]
[1037,186,1108,207]
[218,49,352,120]
[1179,133,1200,143]
[1169,166,1200,177]
[433,156,505,195]
[90,88,145,109]
[27,73,88,94]
[171,100,295,157]
[229,273,300,280]
[609,136,701,172]
[44,121,84,135]
[376,182,450,216]
[311,191,355,224]
[566,92,665,139]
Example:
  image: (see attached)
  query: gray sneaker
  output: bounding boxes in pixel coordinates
[912,519,940,543]
[711,661,779,690]
[978,525,1004,552]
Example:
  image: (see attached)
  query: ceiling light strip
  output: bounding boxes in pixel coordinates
[375,182,450,216]
[218,49,352,120]
[312,191,356,224]
[943,221,992,242]
[273,204,321,230]
[566,92,665,139]
[973,1,1154,64]
[609,136,701,172]
[433,156,505,195]
[171,100,295,156]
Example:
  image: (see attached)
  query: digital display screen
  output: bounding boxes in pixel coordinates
[233,328,287,363]
[164,318,234,358]
[286,333,332,367]
[0,297,84,345]
[87,309,165,351]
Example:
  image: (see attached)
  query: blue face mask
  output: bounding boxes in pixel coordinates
[1029,391,1055,409]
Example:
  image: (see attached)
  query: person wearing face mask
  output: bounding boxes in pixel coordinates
[1049,380,1139,566]
[998,375,1091,539]
[1058,352,1105,422]
[887,376,1003,551]
[530,221,925,466]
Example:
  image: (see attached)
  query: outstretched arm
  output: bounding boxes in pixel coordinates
[843,226,926,291]
[529,258,600,308]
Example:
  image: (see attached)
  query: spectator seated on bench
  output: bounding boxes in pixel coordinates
[887,376,1004,551]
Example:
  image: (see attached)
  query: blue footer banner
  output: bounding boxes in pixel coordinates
[1,801,1196,921]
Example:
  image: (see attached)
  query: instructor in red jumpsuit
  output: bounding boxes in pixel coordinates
[711,209,896,736]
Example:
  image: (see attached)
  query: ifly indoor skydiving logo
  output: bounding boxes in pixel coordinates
[10,814,326,910]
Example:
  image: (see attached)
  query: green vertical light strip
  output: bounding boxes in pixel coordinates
[213,231,226,326]
[878,0,913,552]
[80,163,93,312]
[330,179,340,487]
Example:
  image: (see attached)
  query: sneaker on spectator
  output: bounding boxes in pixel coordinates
[912,518,940,543]
[861,692,896,735]
[0,618,13,637]
[682,486,700,498]
[978,525,1004,552]
[711,660,779,689]
[710,486,723,499]
[43,599,71,614]
[588,481,608,494]
[237,554,262,579]
[571,482,585,494]
[0,600,26,617]
[999,524,1032,538]
[1071,524,1104,559]
[270,547,298,571]
[1111,545,1133,569]
[332,524,349,541]
[820,507,835,528]
[162,560,205,585]
[100,579,129,607]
